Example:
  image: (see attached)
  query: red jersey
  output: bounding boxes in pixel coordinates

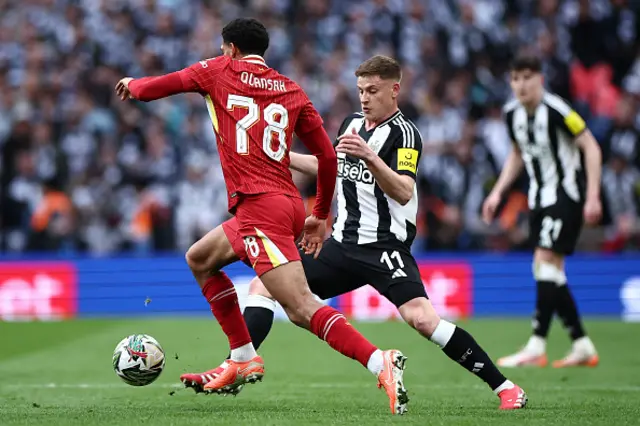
[127,55,336,218]
[180,55,322,212]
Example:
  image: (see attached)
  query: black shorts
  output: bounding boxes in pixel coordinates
[300,237,427,308]
[529,192,583,255]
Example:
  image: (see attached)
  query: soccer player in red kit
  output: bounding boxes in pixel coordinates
[115,18,410,414]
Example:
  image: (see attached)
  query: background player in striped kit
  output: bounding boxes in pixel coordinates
[483,53,602,368]
[238,55,527,410]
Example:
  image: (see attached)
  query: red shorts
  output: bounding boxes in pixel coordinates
[222,194,306,276]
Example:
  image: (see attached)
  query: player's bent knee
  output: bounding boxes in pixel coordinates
[398,297,440,337]
[185,241,217,272]
[185,245,202,271]
[533,261,567,286]
[282,305,311,328]
[409,313,441,338]
[185,226,237,273]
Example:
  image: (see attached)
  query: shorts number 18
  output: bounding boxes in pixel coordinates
[244,236,260,258]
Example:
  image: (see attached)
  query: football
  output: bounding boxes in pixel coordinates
[112,334,165,386]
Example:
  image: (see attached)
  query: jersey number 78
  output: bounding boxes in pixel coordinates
[227,94,289,161]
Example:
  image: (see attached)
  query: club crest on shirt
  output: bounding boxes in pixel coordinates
[367,134,386,154]
[519,142,550,158]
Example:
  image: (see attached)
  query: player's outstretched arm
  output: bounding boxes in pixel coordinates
[481,146,524,224]
[575,129,603,225]
[115,69,201,102]
[289,152,318,176]
[296,125,337,258]
[554,103,602,225]
[489,146,524,198]
[297,126,338,219]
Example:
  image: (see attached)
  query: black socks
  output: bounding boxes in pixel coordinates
[533,280,557,338]
[555,284,586,340]
[431,320,507,390]
[243,306,275,350]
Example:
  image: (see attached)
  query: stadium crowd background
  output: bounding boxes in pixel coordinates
[1,0,639,255]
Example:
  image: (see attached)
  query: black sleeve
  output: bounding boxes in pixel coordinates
[503,108,517,144]
[333,115,358,148]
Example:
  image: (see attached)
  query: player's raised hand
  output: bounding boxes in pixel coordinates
[336,128,375,163]
[583,195,602,226]
[115,78,134,101]
[482,191,501,224]
[300,215,326,259]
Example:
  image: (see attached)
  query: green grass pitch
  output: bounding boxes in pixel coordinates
[1,318,639,425]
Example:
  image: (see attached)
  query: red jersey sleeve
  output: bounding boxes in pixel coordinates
[128,56,229,101]
[181,56,229,93]
[295,100,324,136]
[298,126,337,220]
[128,71,194,101]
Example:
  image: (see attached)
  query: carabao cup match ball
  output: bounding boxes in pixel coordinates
[112,334,165,386]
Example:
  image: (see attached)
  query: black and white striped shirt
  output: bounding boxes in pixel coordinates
[504,92,587,209]
[332,110,422,247]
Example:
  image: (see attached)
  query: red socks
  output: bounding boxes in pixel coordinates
[310,306,377,368]
[202,272,252,350]
[202,277,375,367]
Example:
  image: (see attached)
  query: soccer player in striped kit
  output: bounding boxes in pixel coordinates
[224,55,527,411]
[483,53,602,368]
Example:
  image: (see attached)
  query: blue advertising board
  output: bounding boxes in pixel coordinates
[0,253,638,321]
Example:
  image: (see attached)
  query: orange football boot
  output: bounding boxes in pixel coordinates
[377,350,409,415]
[181,365,230,394]
[553,337,599,368]
[202,356,264,394]
[497,351,548,368]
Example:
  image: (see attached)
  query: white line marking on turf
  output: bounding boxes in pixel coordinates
[308,383,640,392]
[3,383,640,392]
[2,383,184,390]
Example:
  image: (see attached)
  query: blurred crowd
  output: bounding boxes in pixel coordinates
[1,0,640,255]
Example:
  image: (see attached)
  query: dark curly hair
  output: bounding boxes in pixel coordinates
[221,18,270,57]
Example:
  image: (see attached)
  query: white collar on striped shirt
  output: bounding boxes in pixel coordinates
[240,55,267,66]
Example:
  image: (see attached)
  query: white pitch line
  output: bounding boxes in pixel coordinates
[2,383,640,392]
[1,383,183,390]
[308,383,640,392]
